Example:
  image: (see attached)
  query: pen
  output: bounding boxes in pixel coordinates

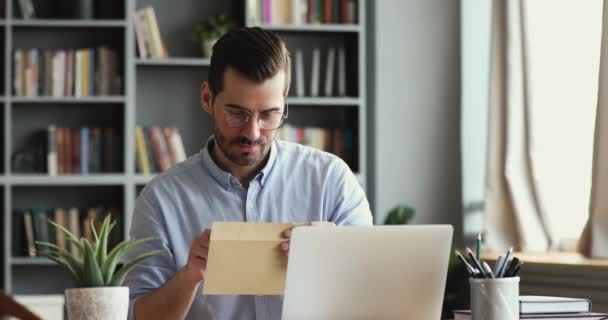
[466,247,486,278]
[493,255,504,275]
[503,257,520,277]
[476,233,482,261]
[454,250,476,276]
[511,264,522,277]
[496,247,513,278]
[482,261,495,278]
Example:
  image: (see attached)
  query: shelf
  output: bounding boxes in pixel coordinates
[10,257,54,266]
[11,19,127,28]
[11,96,126,104]
[136,58,210,67]
[133,175,156,184]
[7,174,126,185]
[287,96,361,106]
[252,23,361,33]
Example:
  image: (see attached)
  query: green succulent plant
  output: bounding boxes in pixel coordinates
[36,214,159,288]
[193,14,235,43]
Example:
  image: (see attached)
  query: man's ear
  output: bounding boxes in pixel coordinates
[201,81,213,114]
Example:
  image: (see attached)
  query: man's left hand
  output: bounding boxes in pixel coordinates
[280,222,336,256]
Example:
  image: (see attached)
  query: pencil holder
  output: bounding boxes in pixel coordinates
[470,277,519,320]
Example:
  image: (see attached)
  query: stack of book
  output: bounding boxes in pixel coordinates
[13,47,120,97]
[276,124,354,160]
[453,296,608,319]
[133,6,168,59]
[135,126,187,175]
[246,0,358,25]
[47,125,120,175]
[12,207,122,258]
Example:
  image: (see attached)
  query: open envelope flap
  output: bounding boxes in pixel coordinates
[203,222,294,295]
[210,222,294,241]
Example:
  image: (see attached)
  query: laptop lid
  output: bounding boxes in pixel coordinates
[282,225,453,320]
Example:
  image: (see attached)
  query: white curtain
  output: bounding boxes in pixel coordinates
[484,0,551,252]
[579,0,608,258]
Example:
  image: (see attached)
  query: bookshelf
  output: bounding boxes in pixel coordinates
[1,0,367,295]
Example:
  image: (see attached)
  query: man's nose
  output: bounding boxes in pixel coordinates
[241,115,262,142]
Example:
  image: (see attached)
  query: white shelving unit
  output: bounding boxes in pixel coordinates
[2,0,367,295]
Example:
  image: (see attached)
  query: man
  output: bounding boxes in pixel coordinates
[124,27,372,320]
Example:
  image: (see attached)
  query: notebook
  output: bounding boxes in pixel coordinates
[453,310,608,320]
[519,296,592,314]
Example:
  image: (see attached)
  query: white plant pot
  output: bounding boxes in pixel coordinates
[65,287,129,320]
[202,38,218,58]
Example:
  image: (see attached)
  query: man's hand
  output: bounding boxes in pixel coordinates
[184,229,211,283]
[280,222,336,256]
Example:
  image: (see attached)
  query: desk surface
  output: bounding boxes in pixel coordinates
[482,251,608,270]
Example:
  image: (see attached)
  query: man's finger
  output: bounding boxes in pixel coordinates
[282,229,292,238]
[281,241,289,251]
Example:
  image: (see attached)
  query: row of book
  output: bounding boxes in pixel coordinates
[48,126,120,175]
[12,207,122,258]
[292,46,348,97]
[13,47,121,97]
[134,7,169,59]
[247,0,358,25]
[276,124,354,160]
[135,127,187,175]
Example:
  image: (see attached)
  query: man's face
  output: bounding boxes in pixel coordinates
[202,67,286,167]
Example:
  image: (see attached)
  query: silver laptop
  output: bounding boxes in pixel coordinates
[282,225,453,320]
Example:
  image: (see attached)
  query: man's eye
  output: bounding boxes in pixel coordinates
[228,110,247,117]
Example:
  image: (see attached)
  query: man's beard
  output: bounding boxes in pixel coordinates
[214,127,268,166]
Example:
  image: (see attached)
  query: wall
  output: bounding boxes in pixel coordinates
[460,0,491,244]
[368,0,462,243]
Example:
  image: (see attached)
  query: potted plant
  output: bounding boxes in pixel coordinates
[193,14,235,58]
[36,215,158,320]
[383,205,415,225]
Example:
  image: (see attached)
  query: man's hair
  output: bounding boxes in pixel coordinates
[208,27,291,98]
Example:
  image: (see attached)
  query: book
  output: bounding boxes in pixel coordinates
[80,127,89,174]
[295,48,305,97]
[519,296,592,314]
[133,10,149,59]
[337,45,346,96]
[23,210,36,257]
[47,125,57,176]
[310,47,320,96]
[68,208,81,255]
[453,310,608,320]
[135,126,151,175]
[324,47,335,96]
[54,208,67,251]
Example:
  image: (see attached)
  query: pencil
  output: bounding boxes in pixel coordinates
[466,247,485,278]
[482,261,495,278]
[476,233,482,261]
[454,250,475,276]
[497,247,513,278]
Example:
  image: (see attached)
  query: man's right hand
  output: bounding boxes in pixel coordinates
[184,228,211,283]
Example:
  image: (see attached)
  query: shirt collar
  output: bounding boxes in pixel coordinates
[201,136,278,190]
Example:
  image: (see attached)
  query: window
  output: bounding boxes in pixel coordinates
[525,0,602,247]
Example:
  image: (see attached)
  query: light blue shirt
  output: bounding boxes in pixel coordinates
[124,137,372,320]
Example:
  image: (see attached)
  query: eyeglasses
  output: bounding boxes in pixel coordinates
[222,104,288,130]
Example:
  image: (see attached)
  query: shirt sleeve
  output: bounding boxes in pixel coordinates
[327,158,373,226]
[123,185,178,320]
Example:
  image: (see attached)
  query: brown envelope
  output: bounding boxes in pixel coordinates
[203,222,295,295]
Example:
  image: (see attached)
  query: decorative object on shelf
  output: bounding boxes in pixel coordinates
[383,205,415,225]
[77,0,95,19]
[36,215,159,320]
[17,0,36,19]
[193,14,235,58]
